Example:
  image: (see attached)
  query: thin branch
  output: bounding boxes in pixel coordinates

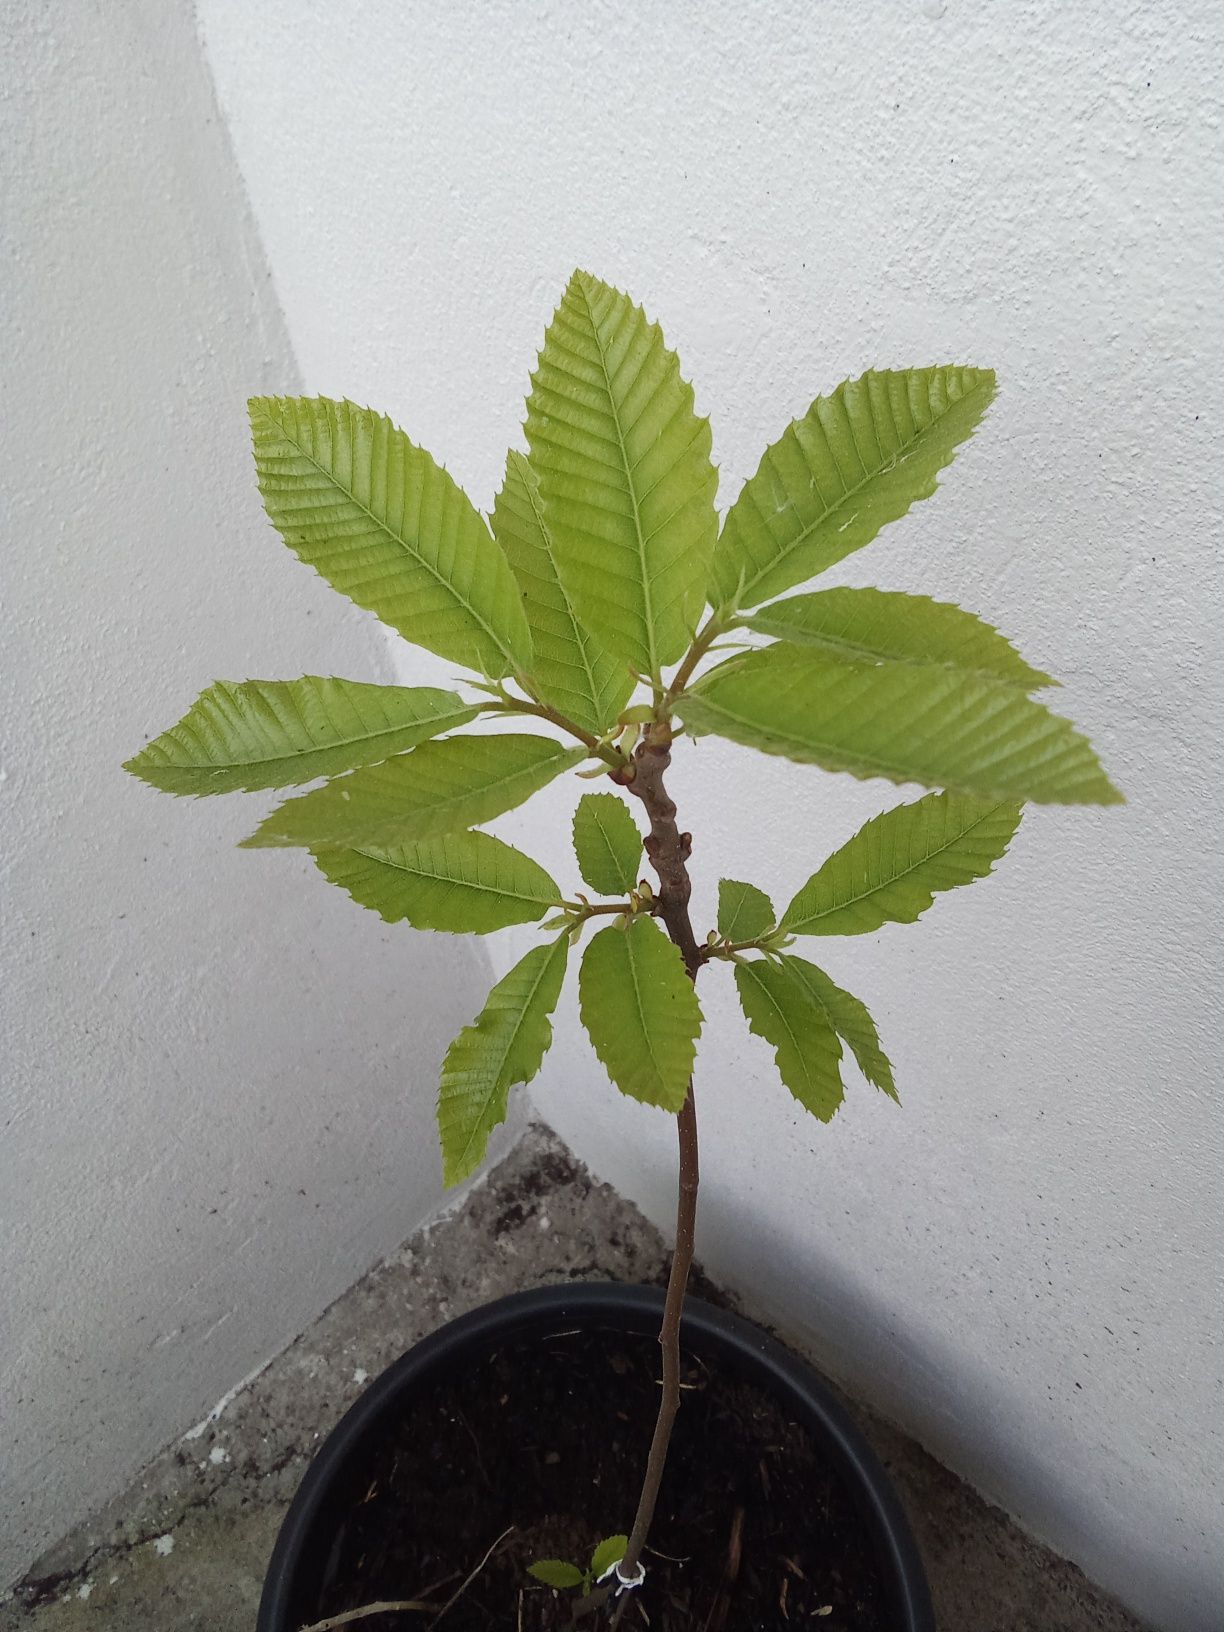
[429,1526,515,1628]
[297,1600,436,1630]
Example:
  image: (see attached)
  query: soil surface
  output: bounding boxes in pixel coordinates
[306,1322,890,1630]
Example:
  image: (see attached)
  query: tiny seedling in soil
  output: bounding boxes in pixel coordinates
[127,270,1120,1627]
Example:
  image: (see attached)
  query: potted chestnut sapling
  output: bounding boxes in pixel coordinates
[126,271,1120,1630]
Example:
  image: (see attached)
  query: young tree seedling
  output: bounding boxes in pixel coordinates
[126,270,1121,1624]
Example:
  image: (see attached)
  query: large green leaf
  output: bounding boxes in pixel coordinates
[492,450,633,734]
[124,678,477,796]
[578,916,702,1110]
[784,961,897,1101]
[677,644,1122,805]
[243,733,583,849]
[437,936,568,1185]
[743,588,1054,690]
[311,830,560,932]
[709,367,996,612]
[733,958,844,1122]
[781,791,1022,936]
[249,396,531,677]
[572,793,643,896]
[525,271,718,680]
[717,879,775,941]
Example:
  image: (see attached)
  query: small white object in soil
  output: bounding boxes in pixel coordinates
[538,1212,551,1231]
[208,1445,229,1465]
[77,1583,93,1601]
[153,1535,175,1557]
[352,1367,369,1385]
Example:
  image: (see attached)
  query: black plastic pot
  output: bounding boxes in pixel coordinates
[258,1282,934,1631]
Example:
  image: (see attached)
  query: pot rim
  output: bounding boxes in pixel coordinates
[258,1280,934,1632]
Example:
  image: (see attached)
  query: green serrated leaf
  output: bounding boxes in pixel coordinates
[782,792,1022,936]
[733,957,844,1122]
[311,830,560,933]
[242,734,583,849]
[743,588,1054,690]
[709,367,996,612]
[677,645,1122,805]
[248,396,531,678]
[579,916,702,1109]
[590,1535,629,1577]
[717,879,775,942]
[526,270,718,681]
[492,450,633,734]
[527,1561,586,1590]
[787,963,897,1102]
[572,793,643,896]
[438,936,569,1186]
[124,678,478,796]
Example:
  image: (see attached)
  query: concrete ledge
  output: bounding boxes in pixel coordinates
[2,1126,1147,1631]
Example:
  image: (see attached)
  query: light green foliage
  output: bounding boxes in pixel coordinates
[527,1561,586,1591]
[678,644,1122,805]
[526,1535,629,1596]
[438,937,568,1184]
[733,958,845,1122]
[743,587,1054,690]
[709,367,996,612]
[579,917,702,1110]
[785,961,897,1101]
[126,271,1120,1189]
[590,1535,629,1578]
[242,735,583,850]
[124,678,477,796]
[492,450,633,734]
[717,879,774,942]
[310,832,560,933]
[572,793,643,896]
[249,396,531,677]
[526,270,718,681]
[781,792,1022,937]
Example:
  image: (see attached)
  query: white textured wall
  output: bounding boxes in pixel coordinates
[0,0,496,1586]
[197,3,1224,1627]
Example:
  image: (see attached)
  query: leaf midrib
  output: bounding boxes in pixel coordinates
[784,802,1008,931]
[162,707,472,780]
[452,940,562,1171]
[575,280,660,681]
[514,451,608,717]
[257,405,517,667]
[351,846,557,905]
[727,374,992,606]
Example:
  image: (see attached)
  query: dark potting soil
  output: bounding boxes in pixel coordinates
[309,1323,890,1631]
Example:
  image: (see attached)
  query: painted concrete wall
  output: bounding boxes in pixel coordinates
[196,3,1224,1627]
[0,0,497,1586]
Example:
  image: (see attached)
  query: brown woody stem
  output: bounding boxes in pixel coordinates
[610,727,703,1617]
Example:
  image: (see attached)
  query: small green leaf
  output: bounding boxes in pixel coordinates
[590,1535,629,1577]
[788,963,897,1102]
[572,793,643,896]
[709,366,996,612]
[249,397,531,677]
[311,830,560,933]
[781,792,1022,937]
[492,450,633,735]
[733,957,844,1122]
[125,678,478,796]
[743,588,1054,690]
[579,916,702,1110]
[438,937,569,1185]
[526,270,718,681]
[527,1561,586,1590]
[242,734,584,849]
[717,879,775,942]
[677,644,1122,805]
